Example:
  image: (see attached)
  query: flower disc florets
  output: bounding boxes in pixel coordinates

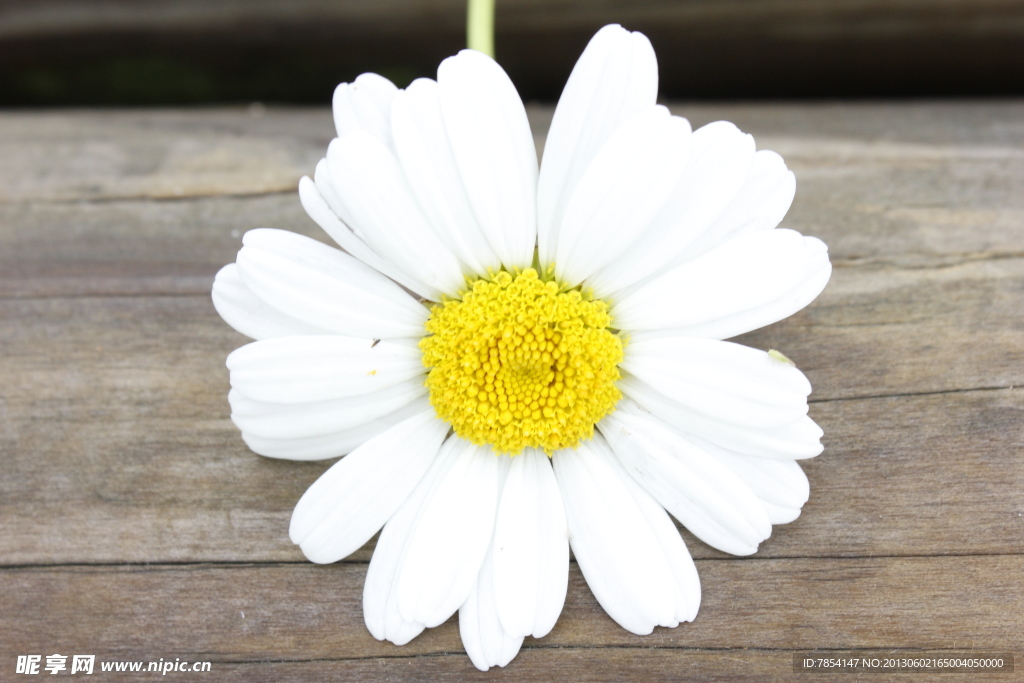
[420,268,623,455]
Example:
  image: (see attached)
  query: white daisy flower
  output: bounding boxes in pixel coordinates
[212,24,830,671]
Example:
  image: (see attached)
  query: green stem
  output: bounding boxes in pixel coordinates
[467,0,496,57]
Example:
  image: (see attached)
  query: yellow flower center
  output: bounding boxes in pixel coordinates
[420,268,623,456]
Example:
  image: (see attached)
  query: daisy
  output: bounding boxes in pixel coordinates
[212,24,830,671]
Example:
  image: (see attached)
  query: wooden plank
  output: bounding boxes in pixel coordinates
[2,287,1021,563]
[5,259,1022,403]
[0,107,549,203]
[2,557,1020,664]
[5,183,1024,301]
[144,650,1018,683]
[2,1,1023,103]
[0,108,332,203]
[0,194,316,297]
[5,0,1022,41]
[739,258,1024,400]
[4,104,1024,230]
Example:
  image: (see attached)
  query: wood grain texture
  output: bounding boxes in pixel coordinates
[1,103,1022,680]
[4,557,1022,655]
[2,296,1022,564]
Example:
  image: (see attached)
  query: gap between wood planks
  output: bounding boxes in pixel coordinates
[4,547,1024,572]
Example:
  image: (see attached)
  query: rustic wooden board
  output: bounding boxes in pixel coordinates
[1,103,1022,680]
[2,295,1022,564]
[4,557,1021,657]
[4,1,1024,103]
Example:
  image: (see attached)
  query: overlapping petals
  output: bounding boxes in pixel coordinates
[289,409,449,564]
[554,437,700,634]
[212,22,830,673]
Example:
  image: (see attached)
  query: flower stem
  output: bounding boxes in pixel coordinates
[467,0,495,57]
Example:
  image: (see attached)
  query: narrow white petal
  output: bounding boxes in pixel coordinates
[605,450,702,623]
[460,540,525,672]
[492,449,569,638]
[300,171,357,249]
[226,335,424,404]
[620,337,811,430]
[676,149,796,262]
[676,258,832,340]
[761,500,802,524]
[538,24,658,265]
[240,398,427,461]
[589,121,755,295]
[288,409,448,563]
[701,438,811,509]
[364,437,461,645]
[327,132,465,298]
[438,49,537,270]
[333,73,399,149]
[553,436,677,635]
[396,440,503,628]
[555,106,691,286]
[304,165,372,258]
[601,403,771,556]
[612,229,831,339]
[301,173,437,299]
[235,228,427,338]
[211,263,328,340]
[311,159,356,226]
[619,374,824,460]
[228,380,426,439]
[392,78,501,275]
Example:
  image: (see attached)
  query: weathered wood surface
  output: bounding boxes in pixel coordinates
[2,102,1023,680]
[3,557,1021,680]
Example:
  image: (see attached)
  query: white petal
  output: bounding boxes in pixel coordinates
[301,172,437,299]
[675,257,832,340]
[555,106,691,286]
[606,449,702,623]
[676,149,796,262]
[226,335,424,404]
[620,337,811,430]
[619,374,824,460]
[761,500,802,524]
[211,263,328,340]
[327,132,465,298]
[700,438,811,510]
[300,170,371,261]
[438,49,537,270]
[538,24,658,265]
[395,440,504,628]
[460,539,524,671]
[588,121,755,295]
[288,409,448,563]
[240,398,427,461]
[600,403,771,556]
[612,229,831,339]
[364,436,462,646]
[392,78,501,275]
[234,228,427,338]
[311,158,356,226]
[492,449,569,638]
[552,436,677,634]
[333,72,399,149]
[228,380,426,439]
